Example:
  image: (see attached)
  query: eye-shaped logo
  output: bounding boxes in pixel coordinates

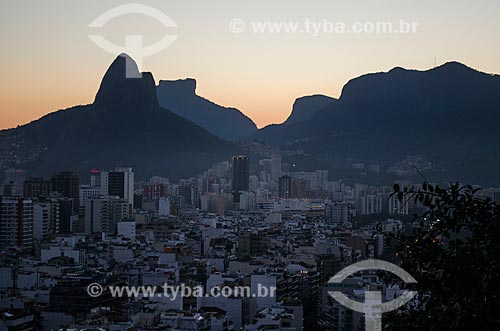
[328,259,417,331]
[89,3,178,78]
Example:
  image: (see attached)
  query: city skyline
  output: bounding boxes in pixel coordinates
[2,0,500,129]
[1,2,499,330]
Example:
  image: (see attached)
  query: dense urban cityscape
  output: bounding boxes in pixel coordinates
[1,153,500,330]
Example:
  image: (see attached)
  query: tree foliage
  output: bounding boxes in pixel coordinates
[386,182,500,330]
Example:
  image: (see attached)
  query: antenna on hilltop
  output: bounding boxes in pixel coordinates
[434,57,437,68]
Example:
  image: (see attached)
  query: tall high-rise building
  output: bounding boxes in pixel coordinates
[33,201,57,239]
[89,169,101,187]
[101,167,134,207]
[359,194,384,215]
[79,185,101,212]
[85,196,131,234]
[57,198,74,233]
[24,177,51,198]
[271,154,282,181]
[200,193,219,213]
[143,183,168,200]
[51,171,80,212]
[326,201,354,225]
[249,175,259,192]
[388,194,409,216]
[0,196,33,250]
[201,177,217,194]
[291,178,308,199]
[215,161,230,178]
[33,202,50,240]
[4,169,26,196]
[2,183,15,196]
[177,185,199,208]
[278,175,292,199]
[33,199,61,239]
[315,170,329,191]
[232,155,249,192]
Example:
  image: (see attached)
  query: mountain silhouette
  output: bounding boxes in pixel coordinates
[0,54,237,179]
[252,95,337,143]
[251,62,500,185]
[284,95,336,125]
[156,78,257,141]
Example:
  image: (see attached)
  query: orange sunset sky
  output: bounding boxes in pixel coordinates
[1,0,500,130]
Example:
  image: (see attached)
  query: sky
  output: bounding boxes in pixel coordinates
[1,0,500,130]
